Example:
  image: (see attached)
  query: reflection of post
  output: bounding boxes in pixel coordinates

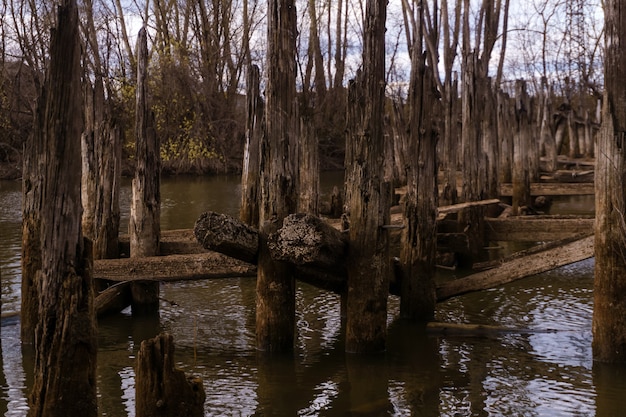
[593,363,624,415]
[345,355,392,414]
[130,27,161,314]
[255,355,299,415]
[386,321,441,415]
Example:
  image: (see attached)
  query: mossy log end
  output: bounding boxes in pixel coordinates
[135,333,205,417]
[267,213,348,271]
[194,211,259,263]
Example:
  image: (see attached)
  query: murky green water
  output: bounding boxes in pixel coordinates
[2,175,625,416]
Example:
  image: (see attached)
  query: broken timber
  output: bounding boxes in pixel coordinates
[436,234,594,302]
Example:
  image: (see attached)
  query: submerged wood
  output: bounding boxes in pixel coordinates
[95,282,132,317]
[136,333,205,417]
[436,234,594,302]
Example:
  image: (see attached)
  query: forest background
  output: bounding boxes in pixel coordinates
[0,0,604,180]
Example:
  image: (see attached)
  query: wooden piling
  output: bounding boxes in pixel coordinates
[399,43,438,321]
[256,0,299,353]
[344,0,390,353]
[512,80,532,215]
[240,64,262,227]
[129,27,161,314]
[593,0,626,362]
[27,1,98,414]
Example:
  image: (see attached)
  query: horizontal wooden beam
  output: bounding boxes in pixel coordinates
[436,235,594,302]
[499,182,594,196]
[485,216,594,241]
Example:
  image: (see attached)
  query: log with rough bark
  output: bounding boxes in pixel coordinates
[136,333,205,417]
[436,234,594,302]
[194,211,259,263]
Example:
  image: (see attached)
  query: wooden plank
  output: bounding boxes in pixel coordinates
[499,182,594,196]
[94,252,256,282]
[485,216,594,241]
[437,198,501,220]
[436,235,594,302]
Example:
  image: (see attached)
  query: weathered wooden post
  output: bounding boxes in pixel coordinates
[593,0,626,363]
[298,113,320,215]
[135,333,205,417]
[27,1,98,415]
[240,64,263,227]
[459,51,486,261]
[344,0,390,353]
[512,79,532,215]
[497,89,513,186]
[440,75,459,206]
[399,44,438,321]
[129,27,161,314]
[539,81,557,173]
[21,95,43,345]
[256,0,299,352]
[82,77,122,261]
[482,78,500,199]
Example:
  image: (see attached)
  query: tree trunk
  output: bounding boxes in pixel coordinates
[512,80,532,215]
[27,1,98,415]
[135,333,205,417]
[256,0,299,353]
[399,46,438,321]
[343,0,390,353]
[240,64,262,227]
[130,27,161,314]
[593,0,626,362]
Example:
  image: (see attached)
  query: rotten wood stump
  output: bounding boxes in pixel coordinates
[136,333,205,417]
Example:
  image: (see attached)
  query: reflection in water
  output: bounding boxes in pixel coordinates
[0,174,619,416]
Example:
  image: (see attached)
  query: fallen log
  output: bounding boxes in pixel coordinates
[94,252,257,282]
[436,234,594,302]
[193,211,259,263]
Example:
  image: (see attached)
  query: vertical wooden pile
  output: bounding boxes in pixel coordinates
[240,64,262,227]
[399,39,438,321]
[129,27,161,314]
[256,0,299,352]
[27,0,98,415]
[593,0,626,363]
[344,0,390,353]
[512,79,532,214]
